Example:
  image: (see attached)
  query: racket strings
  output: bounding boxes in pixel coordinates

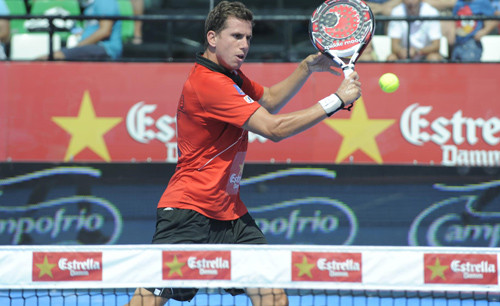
[310,0,375,62]
[320,4,360,39]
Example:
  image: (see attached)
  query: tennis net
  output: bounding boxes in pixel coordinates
[1,244,499,305]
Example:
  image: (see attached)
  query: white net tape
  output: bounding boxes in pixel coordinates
[1,244,499,305]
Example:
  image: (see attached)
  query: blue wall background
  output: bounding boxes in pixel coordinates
[1,163,499,247]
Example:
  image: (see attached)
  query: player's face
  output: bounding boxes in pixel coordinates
[214,17,252,71]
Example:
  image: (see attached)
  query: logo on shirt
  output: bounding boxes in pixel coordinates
[226,152,246,195]
[456,6,476,37]
[244,96,254,103]
[233,84,254,104]
[233,84,245,95]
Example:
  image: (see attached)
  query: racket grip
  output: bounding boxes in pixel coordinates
[343,66,354,78]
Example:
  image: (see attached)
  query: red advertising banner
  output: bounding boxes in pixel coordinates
[162,251,231,280]
[424,253,498,285]
[292,251,362,282]
[32,252,103,282]
[1,62,498,165]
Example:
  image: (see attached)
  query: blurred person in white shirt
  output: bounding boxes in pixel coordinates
[387,0,443,61]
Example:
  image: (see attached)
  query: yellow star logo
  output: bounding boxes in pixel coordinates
[165,255,186,277]
[36,255,56,278]
[427,257,449,280]
[52,91,122,162]
[324,97,395,164]
[294,256,315,278]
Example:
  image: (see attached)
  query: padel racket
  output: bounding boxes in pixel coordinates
[309,0,375,78]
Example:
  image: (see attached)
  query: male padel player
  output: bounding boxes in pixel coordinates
[127,1,362,305]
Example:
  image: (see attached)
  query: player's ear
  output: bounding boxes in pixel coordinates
[207,30,217,48]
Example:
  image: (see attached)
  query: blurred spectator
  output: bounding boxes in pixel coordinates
[450,0,498,61]
[491,0,500,12]
[494,0,500,33]
[424,0,457,55]
[357,41,378,61]
[0,0,9,60]
[365,0,402,15]
[38,0,122,60]
[423,0,457,11]
[365,0,402,37]
[131,0,143,44]
[387,0,443,61]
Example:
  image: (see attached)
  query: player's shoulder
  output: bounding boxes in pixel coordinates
[190,64,234,86]
[186,64,240,98]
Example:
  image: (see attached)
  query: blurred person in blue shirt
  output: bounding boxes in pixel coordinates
[494,0,500,34]
[0,0,9,60]
[493,0,500,17]
[450,0,497,61]
[39,0,122,60]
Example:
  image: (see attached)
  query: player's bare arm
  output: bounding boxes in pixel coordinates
[258,53,340,114]
[244,72,361,142]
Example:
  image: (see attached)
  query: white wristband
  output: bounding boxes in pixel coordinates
[318,93,344,117]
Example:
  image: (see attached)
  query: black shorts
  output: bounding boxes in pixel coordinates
[145,208,267,301]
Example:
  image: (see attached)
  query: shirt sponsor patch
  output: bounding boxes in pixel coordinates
[244,96,254,103]
[233,84,245,95]
[233,84,254,103]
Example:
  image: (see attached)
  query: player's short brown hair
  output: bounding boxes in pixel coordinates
[204,1,254,44]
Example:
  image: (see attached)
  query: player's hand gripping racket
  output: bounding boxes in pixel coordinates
[309,0,375,78]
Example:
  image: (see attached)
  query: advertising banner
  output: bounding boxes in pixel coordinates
[2,244,500,294]
[1,62,499,166]
[1,163,498,247]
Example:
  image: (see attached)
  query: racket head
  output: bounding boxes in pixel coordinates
[309,0,375,59]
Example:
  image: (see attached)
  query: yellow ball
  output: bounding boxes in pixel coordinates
[379,73,399,93]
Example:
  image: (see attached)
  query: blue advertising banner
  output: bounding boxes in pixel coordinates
[0,163,499,247]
